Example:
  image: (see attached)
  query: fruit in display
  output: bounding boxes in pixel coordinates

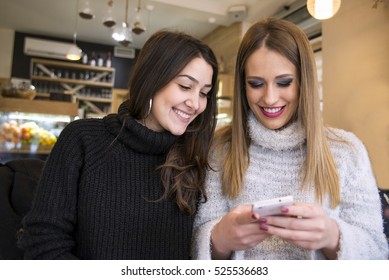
[0,120,57,147]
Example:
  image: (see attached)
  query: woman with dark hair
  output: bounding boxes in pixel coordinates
[192,18,388,260]
[19,30,219,259]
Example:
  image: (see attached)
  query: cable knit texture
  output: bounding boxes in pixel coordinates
[19,102,194,260]
[192,113,389,260]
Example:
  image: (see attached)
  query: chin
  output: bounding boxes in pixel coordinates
[168,127,187,136]
[261,121,285,130]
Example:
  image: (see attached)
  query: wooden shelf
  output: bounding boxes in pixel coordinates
[77,96,112,103]
[31,75,113,87]
[0,146,51,155]
[31,58,114,72]
[0,97,78,116]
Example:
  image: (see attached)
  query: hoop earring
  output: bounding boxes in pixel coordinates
[147,98,152,116]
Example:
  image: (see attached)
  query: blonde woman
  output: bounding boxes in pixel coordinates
[192,18,388,260]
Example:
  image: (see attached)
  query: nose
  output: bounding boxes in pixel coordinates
[262,85,278,106]
[185,92,200,111]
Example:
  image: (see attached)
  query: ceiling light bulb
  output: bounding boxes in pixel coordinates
[112,22,133,45]
[112,27,125,41]
[307,0,341,20]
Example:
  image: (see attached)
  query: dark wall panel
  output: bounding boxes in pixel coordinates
[11,32,138,89]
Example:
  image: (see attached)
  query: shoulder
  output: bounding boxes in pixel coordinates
[326,127,365,149]
[325,127,370,166]
[60,118,105,139]
[63,118,104,131]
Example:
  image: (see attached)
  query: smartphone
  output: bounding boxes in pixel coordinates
[252,195,294,216]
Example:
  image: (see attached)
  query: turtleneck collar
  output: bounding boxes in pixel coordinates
[103,102,180,155]
[248,112,306,151]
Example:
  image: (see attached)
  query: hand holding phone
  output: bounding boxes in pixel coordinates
[252,196,294,216]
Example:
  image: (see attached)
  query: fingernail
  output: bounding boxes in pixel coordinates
[281,207,289,213]
[259,218,267,223]
[251,213,258,220]
[259,224,268,231]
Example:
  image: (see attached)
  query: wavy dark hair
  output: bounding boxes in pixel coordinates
[126,30,218,215]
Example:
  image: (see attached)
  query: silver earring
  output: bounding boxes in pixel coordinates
[147,99,152,116]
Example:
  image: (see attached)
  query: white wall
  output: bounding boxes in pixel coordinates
[0,27,15,78]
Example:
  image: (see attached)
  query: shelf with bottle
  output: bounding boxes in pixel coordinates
[31,58,115,84]
[30,58,115,116]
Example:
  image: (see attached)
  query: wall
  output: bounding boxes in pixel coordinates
[322,0,389,189]
[202,22,244,75]
[0,27,14,78]
[10,32,137,89]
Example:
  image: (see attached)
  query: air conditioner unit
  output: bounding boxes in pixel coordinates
[273,0,321,39]
[24,37,75,60]
[114,46,135,59]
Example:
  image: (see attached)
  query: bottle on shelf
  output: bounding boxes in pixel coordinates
[97,52,104,67]
[90,52,96,67]
[82,53,88,64]
[106,52,112,68]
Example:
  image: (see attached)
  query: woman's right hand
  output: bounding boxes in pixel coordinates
[211,204,270,259]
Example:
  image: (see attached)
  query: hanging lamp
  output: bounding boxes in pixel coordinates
[78,0,95,19]
[103,0,116,28]
[307,0,341,20]
[112,0,133,46]
[66,33,82,60]
[67,1,83,60]
[132,0,146,35]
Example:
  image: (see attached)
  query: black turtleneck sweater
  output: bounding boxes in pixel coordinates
[19,103,193,259]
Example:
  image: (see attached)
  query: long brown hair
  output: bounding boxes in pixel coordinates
[216,17,340,208]
[127,30,219,215]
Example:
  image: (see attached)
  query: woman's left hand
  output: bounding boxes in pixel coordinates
[258,202,340,259]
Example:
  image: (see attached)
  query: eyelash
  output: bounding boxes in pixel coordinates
[179,84,210,98]
[278,79,293,87]
[247,79,293,89]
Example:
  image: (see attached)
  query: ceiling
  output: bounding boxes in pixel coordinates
[0,0,298,49]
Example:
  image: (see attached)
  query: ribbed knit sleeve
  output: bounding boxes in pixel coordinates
[19,120,86,259]
[192,151,226,259]
[327,129,389,259]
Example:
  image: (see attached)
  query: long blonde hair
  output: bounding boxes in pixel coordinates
[216,17,340,208]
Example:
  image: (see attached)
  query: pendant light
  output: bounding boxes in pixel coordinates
[112,0,133,46]
[79,0,95,19]
[307,0,341,20]
[66,33,82,60]
[67,1,83,60]
[103,0,116,28]
[132,0,146,35]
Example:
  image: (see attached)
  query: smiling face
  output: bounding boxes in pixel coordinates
[245,47,299,130]
[144,57,213,136]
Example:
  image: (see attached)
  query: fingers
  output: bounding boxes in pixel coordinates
[265,215,319,231]
[233,204,258,225]
[282,202,323,219]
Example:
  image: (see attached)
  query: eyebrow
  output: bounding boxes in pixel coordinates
[246,74,294,80]
[177,74,212,88]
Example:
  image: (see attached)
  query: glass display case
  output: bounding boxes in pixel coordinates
[0,97,78,163]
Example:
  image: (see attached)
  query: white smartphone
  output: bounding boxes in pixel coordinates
[252,195,294,216]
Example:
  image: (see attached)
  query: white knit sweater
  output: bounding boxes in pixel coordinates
[192,113,389,260]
